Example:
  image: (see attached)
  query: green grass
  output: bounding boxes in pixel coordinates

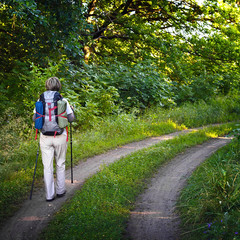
[143,95,240,128]
[178,136,240,240]
[40,123,238,240]
[68,114,185,166]
[0,116,184,225]
[0,95,239,225]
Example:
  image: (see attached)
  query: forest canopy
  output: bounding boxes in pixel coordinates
[0,0,239,127]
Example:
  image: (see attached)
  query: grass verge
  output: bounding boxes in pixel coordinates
[40,123,238,240]
[0,95,239,225]
[178,132,240,240]
[0,119,185,226]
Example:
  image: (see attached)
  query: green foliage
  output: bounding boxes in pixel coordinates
[178,139,240,240]
[0,0,85,71]
[1,0,240,122]
[0,0,86,116]
[74,85,120,129]
[101,60,175,110]
[37,60,175,128]
[0,60,69,117]
[0,0,240,236]
[0,109,32,155]
[57,63,121,129]
[0,139,42,225]
[84,0,203,63]
[0,61,31,114]
[202,213,240,240]
[229,124,240,140]
[70,60,174,111]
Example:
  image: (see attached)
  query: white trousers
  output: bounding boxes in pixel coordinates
[40,133,68,200]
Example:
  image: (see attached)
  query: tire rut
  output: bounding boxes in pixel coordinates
[126,137,232,240]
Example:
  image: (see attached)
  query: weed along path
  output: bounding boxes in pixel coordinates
[0,128,232,240]
[126,137,232,240]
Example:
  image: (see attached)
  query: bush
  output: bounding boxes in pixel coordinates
[101,60,175,110]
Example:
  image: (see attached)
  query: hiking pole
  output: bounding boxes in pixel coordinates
[70,122,73,183]
[30,142,40,200]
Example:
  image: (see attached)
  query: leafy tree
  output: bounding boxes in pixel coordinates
[0,0,85,71]
[0,0,239,120]
[184,1,240,97]
[0,0,85,113]
[82,0,204,62]
[81,0,239,103]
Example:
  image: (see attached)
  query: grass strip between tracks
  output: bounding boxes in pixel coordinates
[41,123,238,240]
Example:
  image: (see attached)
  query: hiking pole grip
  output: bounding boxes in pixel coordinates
[70,122,73,184]
[30,142,40,200]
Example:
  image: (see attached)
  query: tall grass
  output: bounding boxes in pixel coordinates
[143,95,240,127]
[40,124,237,240]
[178,138,240,240]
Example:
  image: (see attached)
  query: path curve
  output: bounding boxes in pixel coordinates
[0,128,228,240]
[126,137,232,240]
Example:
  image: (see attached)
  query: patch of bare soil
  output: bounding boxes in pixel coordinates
[126,137,232,240]
[0,128,231,240]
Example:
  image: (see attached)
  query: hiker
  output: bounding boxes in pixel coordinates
[33,77,75,201]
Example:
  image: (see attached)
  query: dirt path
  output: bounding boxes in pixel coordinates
[0,129,231,240]
[126,137,232,240]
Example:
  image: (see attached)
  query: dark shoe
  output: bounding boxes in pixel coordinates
[57,191,66,198]
[46,197,55,202]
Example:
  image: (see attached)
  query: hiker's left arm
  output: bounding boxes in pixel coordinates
[67,112,75,123]
[33,106,36,121]
[32,113,36,121]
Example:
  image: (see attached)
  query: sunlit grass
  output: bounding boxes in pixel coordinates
[0,115,184,225]
[0,96,239,226]
[143,95,240,128]
[40,124,237,240]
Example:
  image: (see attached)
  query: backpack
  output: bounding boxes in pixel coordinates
[35,91,69,141]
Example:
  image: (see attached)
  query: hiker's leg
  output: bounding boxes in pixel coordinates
[53,134,68,195]
[40,134,55,200]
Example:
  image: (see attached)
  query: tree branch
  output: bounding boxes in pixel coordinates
[0,28,13,37]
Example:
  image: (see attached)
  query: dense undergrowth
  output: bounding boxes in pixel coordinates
[178,136,240,240]
[0,96,239,227]
[40,124,238,240]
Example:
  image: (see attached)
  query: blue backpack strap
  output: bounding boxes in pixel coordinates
[35,101,44,140]
[40,93,46,126]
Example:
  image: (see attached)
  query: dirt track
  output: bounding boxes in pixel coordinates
[0,128,232,240]
[126,137,232,240]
